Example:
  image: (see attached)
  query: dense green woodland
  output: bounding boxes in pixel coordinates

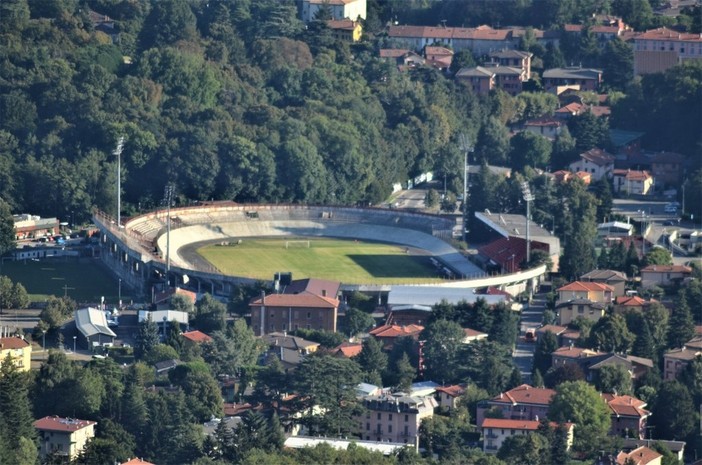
[0,0,699,227]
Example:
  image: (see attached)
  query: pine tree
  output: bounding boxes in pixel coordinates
[532,369,545,388]
[632,320,656,360]
[507,367,523,390]
[667,292,695,349]
[134,316,160,360]
[625,241,640,276]
[597,248,610,269]
[394,353,416,392]
[0,356,36,465]
[267,412,286,451]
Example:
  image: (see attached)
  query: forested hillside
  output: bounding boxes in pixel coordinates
[0,0,699,226]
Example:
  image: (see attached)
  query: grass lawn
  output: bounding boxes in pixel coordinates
[0,259,120,303]
[197,238,445,284]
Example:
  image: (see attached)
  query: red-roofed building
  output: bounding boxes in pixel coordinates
[435,384,466,410]
[462,327,488,343]
[121,459,156,465]
[333,341,363,358]
[481,418,574,453]
[300,0,366,23]
[640,265,692,289]
[613,296,657,315]
[369,324,424,350]
[616,446,662,465]
[651,151,685,186]
[603,394,651,438]
[326,19,362,42]
[424,46,453,70]
[181,330,212,344]
[613,169,654,195]
[250,292,340,336]
[478,236,551,274]
[557,281,614,303]
[476,384,556,426]
[153,287,197,308]
[551,346,607,369]
[34,416,97,460]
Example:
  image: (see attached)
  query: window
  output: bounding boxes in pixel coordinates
[388,414,393,421]
[307,312,311,319]
[405,414,409,422]
[377,413,381,420]
[404,425,409,436]
[366,423,370,431]
[282,324,287,331]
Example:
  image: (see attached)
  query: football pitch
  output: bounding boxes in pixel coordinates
[196,238,445,284]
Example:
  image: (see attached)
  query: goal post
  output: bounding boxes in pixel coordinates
[285,240,310,249]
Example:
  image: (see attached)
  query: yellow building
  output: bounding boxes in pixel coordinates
[0,336,32,372]
[34,416,96,460]
[326,19,363,42]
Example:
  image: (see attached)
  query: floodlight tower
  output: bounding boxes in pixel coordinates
[113,137,125,227]
[521,181,535,263]
[163,184,175,283]
[459,134,473,244]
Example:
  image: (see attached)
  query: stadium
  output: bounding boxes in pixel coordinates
[93,203,545,298]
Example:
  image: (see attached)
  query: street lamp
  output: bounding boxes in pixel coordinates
[73,335,77,353]
[42,329,46,360]
[521,182,535,263]
[113,136,125,227]
[118,278,122,307]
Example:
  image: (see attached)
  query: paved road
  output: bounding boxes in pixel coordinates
[512,292,547,384]
[391,188,429,210]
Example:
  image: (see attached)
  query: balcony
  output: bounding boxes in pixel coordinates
[485,434,499,439]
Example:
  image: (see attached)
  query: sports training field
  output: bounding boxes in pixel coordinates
[0,260,120,302]
[197,238,445,284]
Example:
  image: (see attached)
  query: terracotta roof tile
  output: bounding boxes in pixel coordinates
[536,325,568,335]
[436,384,466,397]
[641,265,692,273]
[613,169,652,181]
[491,384,555,406]
[635,27,702,42]
[558,281,614,292]
[478,236,550,273]
[334,342,363,358]
[121,459,156,465]
[34,416,96,433]
[616,446,662,465]
[0,336,30,350]
[181,330,212,343]
[553,346,605,358]
[369,324,424,338]
[250,292,339,308]
[481,418,573,430]
[579,148,615,166]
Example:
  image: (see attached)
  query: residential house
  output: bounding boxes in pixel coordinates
[153,287,197,309]
[455,66,496,95]
[556,281,613,325]
[650,151,685,187]
[588,354,654,383]
[663,337,702,380]
[34,416,96,460]
[358,394,437,449]
[462,328,488,343]
[0,336,31,372]
[261,332,320,369]
[616,446,662,465]
[476,384,555,427]
[551,346,607,370]
[621,439,685,462]
[524,118,564,139]
[484,64,527,95]
[181,330,212,345]
[250,292,339,336]
[481,418,574,454]
[640,264,692,289]
[602,394,651,439]
[536,325,568,343]
[326,19,362,42]
[580,269,628,297]
[332,341,363,358]
[138,309,189,336]
[74,307,117,350]
[282,278,341,299]
[564,17,631,47]
[356,382,383,397]
[613,169,654,195]
[121,459,156,465]
[613,295,657,315]
[569,148,615,181]
[435,385,466,410]
[300,0,366,23]
[633,27,702,75]
[369,324,424,351]
[386,305,433,327]
[154,359,179,375]
[488,49,532,79]
[542,67,603,92]
[379,49,425,69]
[552,170,592,185]
[424,46,453,70]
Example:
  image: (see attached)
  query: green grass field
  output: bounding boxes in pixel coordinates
[197,238,445,284]
[0,260,121,302]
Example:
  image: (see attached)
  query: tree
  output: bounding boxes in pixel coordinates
[170,294,194,315]
[631,319,656,360]
[343,308,375,338]
[509,131,552,171]
[354,337,387,384]
[596,364,633,395]
[545,364,586,388]
[194,294,226,333]
[421,319,466,385]
[559,180,598,279]
[667,292,695,349]
[602,38,634,91]
[464,340,514,395]
[651,381,696,440]
[450,50,476,74]
[0,199,15,256]
[477,117,511,165]
[497,432,550,465]
[549,381,611,455]
[0,355,37,465]
[293,355,363,436]
[533,330,558,376]
[588,314,635,353]
[134,316,160,360]
[202,319,264,377]
[643,248,673,267]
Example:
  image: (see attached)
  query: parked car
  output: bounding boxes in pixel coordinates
[525,328,537,342]
[664,204,678,213]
